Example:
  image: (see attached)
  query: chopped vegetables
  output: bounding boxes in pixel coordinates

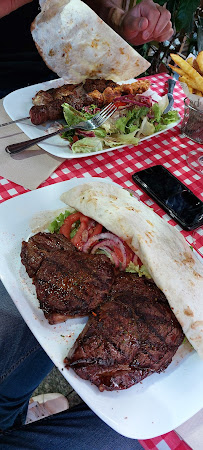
[62,95,179,154]
[59,212,102,250]
[48,210,150,275]
[48,210,73,233]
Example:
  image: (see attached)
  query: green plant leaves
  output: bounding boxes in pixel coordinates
[175,0,200,32]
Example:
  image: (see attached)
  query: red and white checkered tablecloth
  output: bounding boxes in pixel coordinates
[0,73,202,449]
[139,431,191,450]
[0,73,202,256]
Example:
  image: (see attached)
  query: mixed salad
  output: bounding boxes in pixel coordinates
[48,208,151,278]
[61,93,179,154]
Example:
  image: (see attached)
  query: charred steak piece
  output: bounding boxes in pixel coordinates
[65,272,184,391]
[21,232,76,278]
[30,79,117,125]
[21,232,115,322]
[83,79,118,93]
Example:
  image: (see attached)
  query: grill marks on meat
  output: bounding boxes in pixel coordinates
[21,232,184,391]
[30,79,117,125]
[21,232,76,278]
[21,232,115,322]
[83,79,118,93]
[65,273,184,391]
[29,78,150,125]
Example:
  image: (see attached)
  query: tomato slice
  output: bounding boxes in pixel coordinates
[114,100,127,107]
[114,242,134,266]
[59,212,103,250]
[59,212,81,239]
[88,222,103,237]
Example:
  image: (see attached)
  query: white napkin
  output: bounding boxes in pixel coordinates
[175,409,203,450]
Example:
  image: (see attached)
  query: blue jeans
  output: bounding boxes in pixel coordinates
[0,281,143,450]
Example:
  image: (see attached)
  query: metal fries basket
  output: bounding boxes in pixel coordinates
[181,98,203,144]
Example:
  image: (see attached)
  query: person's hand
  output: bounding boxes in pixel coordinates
[119,0,173,45]
[0,0,33,19]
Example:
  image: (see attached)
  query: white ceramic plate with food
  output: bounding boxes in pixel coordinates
[3,78,181,159]
[0,177,202,440]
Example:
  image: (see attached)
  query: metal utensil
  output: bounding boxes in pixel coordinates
[5,103,117,155]
[0,116,30,127]
[163,74,178,114]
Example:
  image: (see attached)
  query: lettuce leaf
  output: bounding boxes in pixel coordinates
[152,103,162,122]
[104,131,139,147]
[126,261,151,279]
[72,137,103,153]
[137,117,155,137]
[157,94,169,114]
[115,107,149,135]
[48,210,73,233]
[162,110,179,125]
[62,103,91,127]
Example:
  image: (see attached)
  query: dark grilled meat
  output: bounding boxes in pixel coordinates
[65,272,184,391]
[32,84,81,106]
[30,92,92,125]
[21,232,76,277]
[21,232,115,322]
[29,78,151,125]
[83,79,118,93]
[30,100,64,125]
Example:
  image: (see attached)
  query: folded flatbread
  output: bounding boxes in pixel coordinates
[61,181,203,359]
[31,0,150,83]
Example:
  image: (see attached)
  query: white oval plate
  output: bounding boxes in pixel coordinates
[3,79,181,159]
[0,177,203,439]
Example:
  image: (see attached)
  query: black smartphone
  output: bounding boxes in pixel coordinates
[132,165,203,231]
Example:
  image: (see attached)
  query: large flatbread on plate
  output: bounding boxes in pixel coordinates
[31,0,150,83]
[61,181,203,359]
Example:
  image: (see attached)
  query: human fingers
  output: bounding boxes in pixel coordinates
[121,14,149,42]
[137,0,164,41]
[0,0,33,18]
[150,20,173,42]
[151,4,172,39]
[127,19,173,46]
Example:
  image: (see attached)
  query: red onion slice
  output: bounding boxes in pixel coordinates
[91,244,120,268]
[82,232,127,269]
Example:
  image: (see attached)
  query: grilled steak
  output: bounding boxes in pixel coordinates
[21,232,76,278]
[30,79,118,125]
[83,79,118,93]
[65,272,184,391]
[21,232,115,322]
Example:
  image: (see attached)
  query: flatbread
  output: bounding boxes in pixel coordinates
[31,0,150,83]
[61,181,203,359]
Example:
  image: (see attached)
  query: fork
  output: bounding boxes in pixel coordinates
[163,73,179,114]
[5,103,117,155]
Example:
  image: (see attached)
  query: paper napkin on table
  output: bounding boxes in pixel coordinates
[0,99,65,190]
[175,409,203,450]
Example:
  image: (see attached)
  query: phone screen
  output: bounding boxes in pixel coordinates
[132,165,203,230]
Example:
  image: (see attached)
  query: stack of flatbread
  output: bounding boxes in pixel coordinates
[61,181,203,360]
[31,0,150,83]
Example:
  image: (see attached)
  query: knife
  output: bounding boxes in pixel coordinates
[163,73,179,114]
[0,116,30,127]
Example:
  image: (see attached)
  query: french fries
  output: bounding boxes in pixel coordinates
[168,64,184,76]
[170,52,203,97]
[196,51,203,74]
[186,57,193,66]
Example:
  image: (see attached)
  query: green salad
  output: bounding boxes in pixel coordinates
[61,94,179,154]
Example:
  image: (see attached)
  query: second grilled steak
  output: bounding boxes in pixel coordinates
[65,272,184,391]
